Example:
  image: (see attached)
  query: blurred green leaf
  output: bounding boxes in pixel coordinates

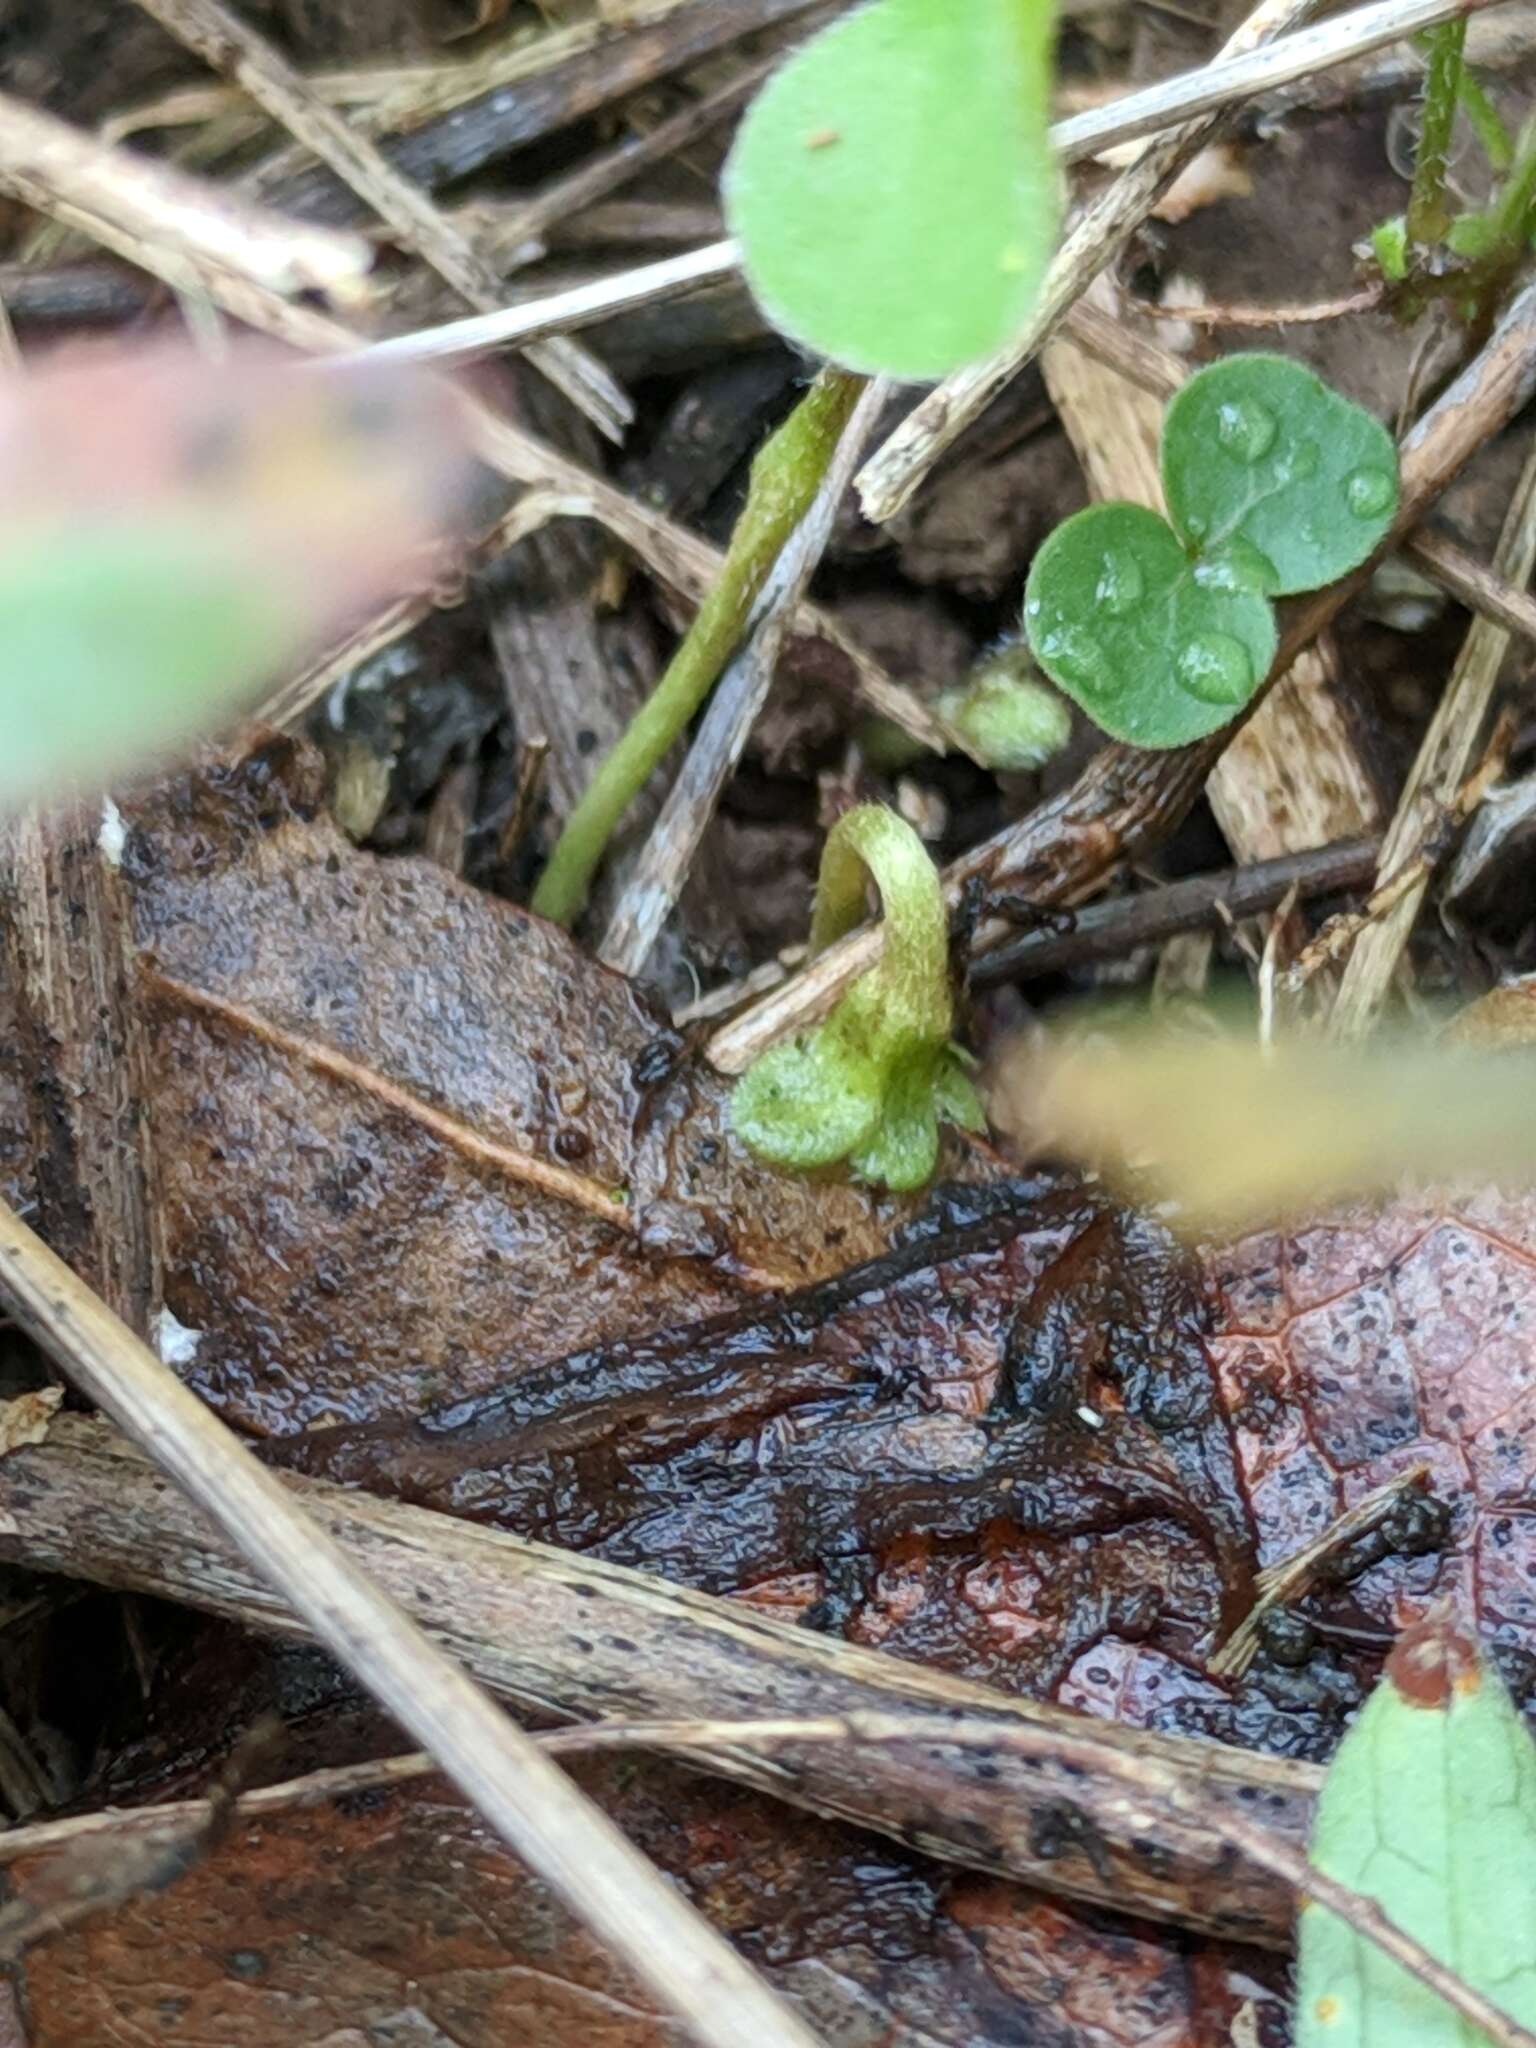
[724,0,1059,379]
[0,527,290,812]
[0,342,470,814]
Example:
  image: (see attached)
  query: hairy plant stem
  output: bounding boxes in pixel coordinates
[1407,15,1467,249]
[532,366,865,926]
[1485,114,1536,257]
[1455,61,1512,173]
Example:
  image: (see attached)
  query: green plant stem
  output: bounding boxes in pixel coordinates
[531,366,864,926]
[1485,114,1536,260]
[1406,16,1467,250]
[808,804,949,1036]
[1456,66,1513,174]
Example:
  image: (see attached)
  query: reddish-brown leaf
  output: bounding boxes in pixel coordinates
[13,1756,1288,2048]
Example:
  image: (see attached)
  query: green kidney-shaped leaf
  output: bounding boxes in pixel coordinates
[1162,354,1399,597]
[1297,1610,1536,2045]
[723,0,1059,380]
[1022,502,1276,747]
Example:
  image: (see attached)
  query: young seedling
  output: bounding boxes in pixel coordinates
[1024,354,1398,747]
[731,804,982,1190]
[724,0,1059,380]
[1369,28,1536,326]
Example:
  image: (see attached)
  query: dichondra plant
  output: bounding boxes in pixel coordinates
[1024,354,1399,748]
[731,805,982,1191]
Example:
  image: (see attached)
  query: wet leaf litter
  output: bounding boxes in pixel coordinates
[6,0,1536,2044]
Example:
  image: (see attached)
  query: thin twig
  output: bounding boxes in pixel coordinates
[349,238,741,367]
[1405,527,1536,645]
[971,836,1381,987]
[0,89,372,321]
[128,0,629,440]
[482,58,772,259]
[1286,716,1514,993]
[1130,283,1388,324]
[598,377,890,975]
[1332,441,1536,1035]
[0,1204,818,2048]
[705,272,1536,1074]
[257,0,828,217]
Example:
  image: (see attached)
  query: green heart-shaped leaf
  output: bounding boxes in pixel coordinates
[1023,502,1277,748]
[1162,354,1399,597]
[723,0,1059,380]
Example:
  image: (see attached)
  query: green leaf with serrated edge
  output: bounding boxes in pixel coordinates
[723,0,1058,380]
[1296,1610,1536,2047]
[1162,354,1399,598]
[1023,502,1276,748]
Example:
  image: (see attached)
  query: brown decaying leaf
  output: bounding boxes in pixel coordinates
[110,738,936,1435]
[16,741,1536,2041]
[13,1749,1288,2048]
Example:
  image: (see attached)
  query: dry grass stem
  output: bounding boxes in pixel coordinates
[130,0,628,438]
[1331,444,1536,1035]
[0,89,371,315]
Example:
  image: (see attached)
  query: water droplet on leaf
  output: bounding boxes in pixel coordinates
[1094,547,1144,615]
[1216,398,1277,463]
[1037,625,1108,692]
[1345,467,1395,517]
[1285,439,1321,481]
[1176,632,1253,706]
[1195,535,1278,595]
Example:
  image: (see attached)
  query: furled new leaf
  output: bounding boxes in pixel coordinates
[1023,502,1276,747]
[724,0,1059,380]
[732,805,982,1192]
[1297,1610,1536,2045]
